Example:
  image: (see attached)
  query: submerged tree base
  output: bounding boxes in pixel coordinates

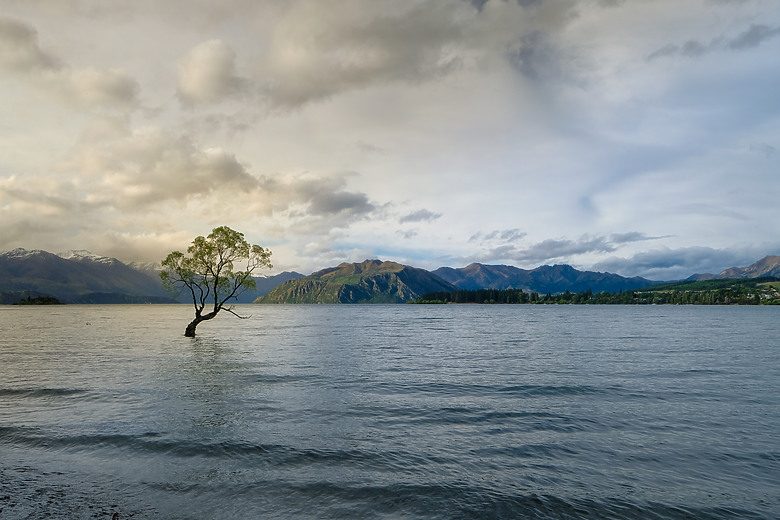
[184,311,219,337]
[185,322,198,337]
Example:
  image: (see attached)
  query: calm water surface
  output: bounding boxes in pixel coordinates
[0,304,778,519]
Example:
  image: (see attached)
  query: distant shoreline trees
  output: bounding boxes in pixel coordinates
[14,295,62,305]
[413,277,780,305]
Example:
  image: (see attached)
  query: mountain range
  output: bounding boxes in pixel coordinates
[0,249,172,304]
[687,255,780,280]
[256,260,456,303]
[1,247,779,304]
[0,248,303,304]
[433,263,656,294]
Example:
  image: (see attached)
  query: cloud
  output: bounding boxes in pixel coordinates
[728,24,780,50]
[0,15,138,108]
[59,120,258,210]
[462,235,613,266]
[593,246,775,280]
[509,236,618,264]
[59,67,139,107]
[469,228,527,243]
[261,0,474,107]
[508,30,566,82]
[308,190,374,216]
[52,116,380,230]
[462,232,663,267]
[3,0,779,274]
[0,16,59,71]
[749,143,776,158]
[177,39,246,105]
[399,209,441,224]
[609,232,664,244]
[648,24,780,60]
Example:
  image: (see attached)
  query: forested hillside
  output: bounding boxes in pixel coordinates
[415,278,780,305]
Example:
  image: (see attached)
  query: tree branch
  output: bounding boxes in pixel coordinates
[224,306,251,319]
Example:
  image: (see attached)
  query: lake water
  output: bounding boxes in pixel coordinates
[1,304,778,519]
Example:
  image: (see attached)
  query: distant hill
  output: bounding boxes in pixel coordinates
[242,272,306,302]
[127,260,304,303]
[0,248,173,303]
[433,263,656,294]
[256,259,457,303]
[717,256,780,279]
[165,271,305,304]
[685,256,780,281]
[4,247,778,304]
[0,248,304,304]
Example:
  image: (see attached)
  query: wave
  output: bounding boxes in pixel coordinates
[139,480,769,520]
[368,381,608,398]
[0,427,453,473]
[283,482,770,519]
[239,373,322,385]
[0,387,88,398]
[346,405,597,432]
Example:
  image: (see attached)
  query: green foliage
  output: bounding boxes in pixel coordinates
[15,295,62,305]
[415,288,531,304]
[414,277,780,305]
[161,226,272,335]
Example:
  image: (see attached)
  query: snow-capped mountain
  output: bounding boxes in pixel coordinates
[0,248,303,304]
[57,249,119,265]
[0,248,172,303]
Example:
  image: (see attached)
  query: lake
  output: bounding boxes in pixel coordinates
[1,304,778,519]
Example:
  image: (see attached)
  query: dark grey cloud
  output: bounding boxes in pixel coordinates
[308,190,374,216]
[466,0,546,11]
[0,16,60,72]
[609,232,665,244]
[263,1,470,108]
[507,30,568,83]
[728,24,780,50]
[648,40,716,60]
[399,209,441,224]
[469,228,526,243]
[648,24,780,60]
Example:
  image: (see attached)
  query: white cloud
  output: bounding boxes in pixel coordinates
[177,39,245,105]
[58,67,139,107]
[1,0,780,275]
[0,15,138,109]
[59,121,257,210]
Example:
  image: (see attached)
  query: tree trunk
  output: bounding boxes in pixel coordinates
[184,310,219,337]
[184,318,201,337]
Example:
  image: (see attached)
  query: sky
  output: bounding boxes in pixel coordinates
[1,0,779,280]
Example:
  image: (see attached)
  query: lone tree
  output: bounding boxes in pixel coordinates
[161,226,272,337]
